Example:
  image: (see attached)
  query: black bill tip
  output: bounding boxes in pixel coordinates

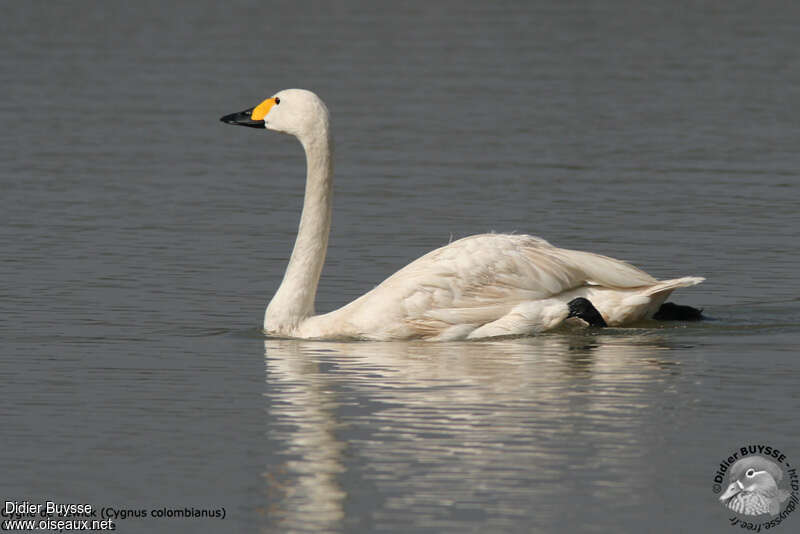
[220,107,265,129]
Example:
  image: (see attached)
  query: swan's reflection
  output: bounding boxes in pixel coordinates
[261,332,682,533]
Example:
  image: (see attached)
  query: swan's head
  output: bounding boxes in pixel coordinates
[220,89,329,140]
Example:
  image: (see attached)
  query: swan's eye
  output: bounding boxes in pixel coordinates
[745,469,755,477]
[275,97,280,105]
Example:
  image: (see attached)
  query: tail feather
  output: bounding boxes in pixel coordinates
[641,276,705,297]
[616,276,704,323]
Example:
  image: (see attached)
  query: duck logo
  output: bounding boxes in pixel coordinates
[712,445,799,529]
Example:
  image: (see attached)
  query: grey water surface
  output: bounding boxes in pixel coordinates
[2,1,800,533]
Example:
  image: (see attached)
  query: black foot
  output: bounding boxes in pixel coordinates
[653,302,704,321]
[567,297,608,327]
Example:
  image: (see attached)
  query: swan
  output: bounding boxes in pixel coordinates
[220,89,704,341]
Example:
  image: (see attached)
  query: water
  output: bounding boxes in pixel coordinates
[2,1,799,532]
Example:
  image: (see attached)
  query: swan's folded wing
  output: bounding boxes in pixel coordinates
[379,234,651,328]
[340,233,663,337]
[545,247,658,288]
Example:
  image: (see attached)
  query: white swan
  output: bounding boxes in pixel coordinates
[221,89,703,341]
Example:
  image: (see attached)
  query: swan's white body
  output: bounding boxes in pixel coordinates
[223,89,703,341]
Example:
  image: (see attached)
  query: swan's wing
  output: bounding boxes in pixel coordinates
[349,234,658,336]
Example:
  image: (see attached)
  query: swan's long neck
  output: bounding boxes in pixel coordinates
[265,128,333,332]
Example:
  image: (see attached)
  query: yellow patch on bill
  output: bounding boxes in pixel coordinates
[251,97,277,120]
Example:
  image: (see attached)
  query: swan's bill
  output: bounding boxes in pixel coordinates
[220,97,279,129]
[220,106,266,129]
